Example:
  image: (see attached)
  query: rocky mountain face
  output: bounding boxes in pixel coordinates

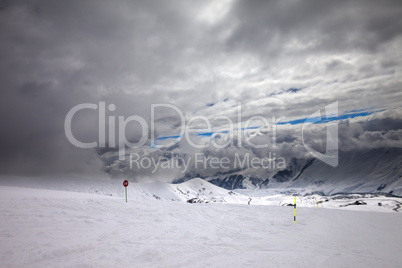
[193,148,402,196]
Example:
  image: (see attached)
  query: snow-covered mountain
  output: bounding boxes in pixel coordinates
[1,175,401,212]
[0,175,245,204]
[200,148,402,196]
[2,147,401,198]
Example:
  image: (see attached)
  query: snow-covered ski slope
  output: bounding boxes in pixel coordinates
[1,175,401,211]
[1,178,402,267]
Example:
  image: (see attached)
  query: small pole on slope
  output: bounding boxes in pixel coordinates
[294,196,296,224]
[123,180,129,202]
[314,195,319,209]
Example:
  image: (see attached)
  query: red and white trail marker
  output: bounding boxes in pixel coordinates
[123,180,129,202]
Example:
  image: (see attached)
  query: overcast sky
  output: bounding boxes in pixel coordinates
[0,0,401,179]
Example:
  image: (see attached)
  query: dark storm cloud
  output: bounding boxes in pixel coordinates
[0,0,401,178]
[225,0,402,54]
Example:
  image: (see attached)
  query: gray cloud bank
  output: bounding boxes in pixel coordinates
[102,108,402,181]
[0,0,401,178]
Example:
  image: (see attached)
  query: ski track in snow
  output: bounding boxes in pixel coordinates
[1,185,402,267]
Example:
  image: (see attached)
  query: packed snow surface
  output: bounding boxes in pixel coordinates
[1,178,402,267]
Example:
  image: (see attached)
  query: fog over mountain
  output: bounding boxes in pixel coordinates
[0,0,401,193]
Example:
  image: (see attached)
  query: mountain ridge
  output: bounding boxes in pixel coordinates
[190,148,402,195]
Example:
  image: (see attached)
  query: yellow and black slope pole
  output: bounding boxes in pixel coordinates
[294,196,296,224]
[314,195,319,209]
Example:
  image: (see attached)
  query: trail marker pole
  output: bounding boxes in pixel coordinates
[314,195,319,209]
[123,180,129,202]
[294,196,296,224]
